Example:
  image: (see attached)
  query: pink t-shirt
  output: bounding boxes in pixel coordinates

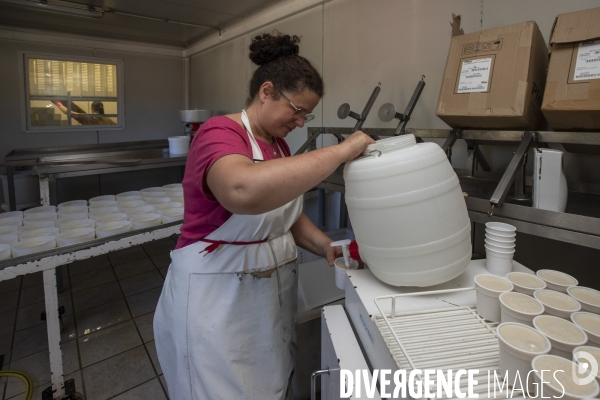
[176,115,291,249]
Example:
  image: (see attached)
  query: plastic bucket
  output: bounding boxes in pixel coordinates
[474,274,513,322]
[534,315,588,359]
[57,228,95,246]
[567,287,600,314]
[532,354,599,399]
[334,257,359,291]
[536,269,578,292]
[534,289,581,318]
[507,272,546,295]
[95,221,131,238]
[168,136,190,155]
[499,292,544,327]
[129,213,162,229]
[0,234,19,246]
[59,219,96,232]
[571,312,600,347]
[12,236,56,256]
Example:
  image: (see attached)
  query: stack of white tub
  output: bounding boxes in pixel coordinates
[473,268,600,399]
[484,222,516,275]
[0,183,184,259]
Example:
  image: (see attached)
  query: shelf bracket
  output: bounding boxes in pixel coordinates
[442,129,459,161]
[465,139,491,177]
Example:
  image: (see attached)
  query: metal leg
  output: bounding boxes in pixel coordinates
[40,175,50,206]
[7,166,17,211]
[56,266,65,293]
[42,269,66,400]
[49,174,58,206]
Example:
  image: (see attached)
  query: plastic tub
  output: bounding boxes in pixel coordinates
[486,231,516,241]
[507,272,546,295]
[571,312,600,347]
[500,292,545,327]
[57,215,89,225]
[116,191,141,199]
[57,200,87,209]
[534,315,588,359]
[125,205,155,216]
[23,212,57,222]
[88,200,117,209]
[532,354,599,400]
[24,206,56,214]
[56,206,88,215]
[18,221,54,231]
[0,225,18,235]
[94,214,128,228]
[534,289,581,318]
[334,257,359,291]
[0,216,23,227]
[573,346,600,384]
[56,211,88,221]
[497,322,551,393]
[57,228,95,246]
[536,269,578,292]
[58,219,96,232]
[19,227,59,240]
[0,211,23,220]
[163,188,183,196]
[170,196,184,204]
[0,244,10,260]
[118,200,146,210]
[567,286,600,314]
[89,195,116,204]
[129,213,162,229]
[162,183,182,190]
[474,274,513,322]
[95,221,131,238]
[485,245,514,276]
[168,136,190,155]
[140,187,164,193]
[88,207,119,218]
[485,234,515,245]
[144,197,171,205]
[484,240,515,251]
[0,234,18,246]
[12,236,56,256]
[486,222,517,233]
[161,208,184,223]
[116,195,143,204]
[141,191,167,199]
[23,218,56,226]
[153,202,183,214]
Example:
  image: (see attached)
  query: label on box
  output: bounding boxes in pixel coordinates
[457,58,492,93]
[574,40,600,81]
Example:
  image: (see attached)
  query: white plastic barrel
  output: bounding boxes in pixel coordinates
[344,134,471,287]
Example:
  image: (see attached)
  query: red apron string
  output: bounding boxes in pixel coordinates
[198,237,269,256]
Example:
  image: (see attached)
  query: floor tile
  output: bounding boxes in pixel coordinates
[142,238,176,257]
[6,370,83,400]
[0,277,21,294]
[69,255,111,277]
[126,287,162,318]
[15,301,45,331]
[70,267,116,293]
[72,281,123,313]
[0,333,13,363]
[134,312,154,343]
[119,270,163,297]
[113,258,156,280]
[11,317,75,361]
[75,299,131,337]
[18,284,44,307]
[82,345,154,400]
[0,309,16,337]
[111,378,167,400]
[0,290,19,313]
[21,271,42,288]
[108,246,148,266]
[150,253,171,270]
[62,314,77,343]
[145,341,162,376]
[159,375,168,398]
[158,267,169,279]
[79,320,142,368]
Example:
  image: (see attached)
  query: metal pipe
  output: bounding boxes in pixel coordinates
[394,77,425,136]
[111,10,220,34]
[353,83,381,132]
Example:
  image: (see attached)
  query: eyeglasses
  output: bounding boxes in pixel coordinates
[276,89,315,123]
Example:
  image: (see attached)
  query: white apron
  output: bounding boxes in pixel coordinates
[154,111,302,400]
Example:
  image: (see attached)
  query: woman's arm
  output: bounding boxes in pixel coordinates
[290,213,339,266]
[207,130,373,215]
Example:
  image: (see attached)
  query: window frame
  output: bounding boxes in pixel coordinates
[20,52,125,133]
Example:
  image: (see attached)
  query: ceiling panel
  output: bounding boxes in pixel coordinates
[0,0,282,47]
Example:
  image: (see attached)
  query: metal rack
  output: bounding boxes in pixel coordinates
[301,127,600,251]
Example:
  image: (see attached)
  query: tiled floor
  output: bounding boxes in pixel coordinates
[0,235,178,400]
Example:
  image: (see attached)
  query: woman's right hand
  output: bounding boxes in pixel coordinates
[337,131,376,162]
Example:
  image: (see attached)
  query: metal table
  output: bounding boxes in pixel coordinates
[4,140,187,208]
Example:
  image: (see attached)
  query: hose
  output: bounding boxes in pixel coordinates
[0,370,33,400]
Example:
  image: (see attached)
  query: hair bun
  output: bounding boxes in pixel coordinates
[249,32,300,66]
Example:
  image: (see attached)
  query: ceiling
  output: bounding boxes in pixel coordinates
[0,0,282,48]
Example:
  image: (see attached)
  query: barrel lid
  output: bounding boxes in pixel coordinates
[362,134,416,157]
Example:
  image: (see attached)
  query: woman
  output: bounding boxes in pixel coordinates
[52,100,116,125]
[154,32,374,399]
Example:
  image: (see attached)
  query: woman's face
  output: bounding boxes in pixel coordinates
[257,84,320,140]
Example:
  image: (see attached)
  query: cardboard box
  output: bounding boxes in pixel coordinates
[541,7,600,131]
[436,21,548,129]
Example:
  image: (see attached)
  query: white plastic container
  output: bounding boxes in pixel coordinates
[507,272,546,295]
[486,231,516,241]
[23,212,57,222]
[116,191,141,199]
[536,269,578,292]
[57,200,87,209]
[141,191,167,199]
[571,312,600,347]
[168,136,190,155]
[485,245,514,276]
[94,214,128,228]
[118,200,146,212]
[144,197,171,205]
[331,240,360,290]
[0,234,19,245]
[88,207,119,218]
[573,346,600,384]
[88,200,117,208]
[89,195,116,204]
[568,286,600,314]
[125,205,155,216]
[0,216,23,227]
[162,183,182,190]
[534,315,588,359]
[474,274,513,322]
[129,213,162,229]
[484,240,515,251]
[486,221,517,233]
[0,211,23,220]
[56,211,88,221]
[23,218,56,226]
[163,188,183,197]
[0,225,18,235]
[12,236,56,256]
[153,202,183,214]
[534,289,581,318]
[57,228,95,246]
[497,322,551,393]
[140,187,164,193]
[24,205,56,214]
[56,206,88,215]
[58,219,96,232]
[170,196,184,205]
[343,135,471,287]
[532,354,600,400]
[18,221,54,231]
[95,221,131,238]
[161,208,184,223]
[19,227,59,240]
[499,292,545,327]
[0,244,10,260]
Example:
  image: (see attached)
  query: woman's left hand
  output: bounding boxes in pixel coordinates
[321,238,342,267]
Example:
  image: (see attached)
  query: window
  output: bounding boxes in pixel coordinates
[22,53,124,132]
